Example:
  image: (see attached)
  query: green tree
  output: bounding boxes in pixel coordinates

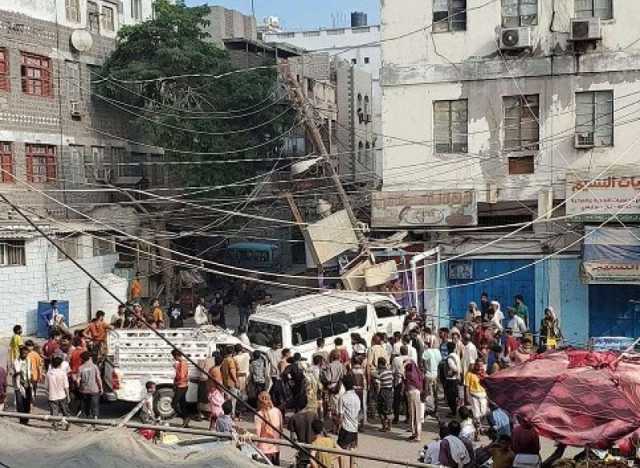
[99,0,294,189]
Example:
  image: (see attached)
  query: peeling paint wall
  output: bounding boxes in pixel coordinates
[381,0,640,204]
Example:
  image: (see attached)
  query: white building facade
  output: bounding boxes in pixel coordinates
[380,0,640,345]
[264,23,382,181]
[0,228,118,335]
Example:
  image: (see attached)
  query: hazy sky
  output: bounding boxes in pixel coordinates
[185,0,381,30]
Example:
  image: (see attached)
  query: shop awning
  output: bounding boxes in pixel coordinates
[582,226,640,283]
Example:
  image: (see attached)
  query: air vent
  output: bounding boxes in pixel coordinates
[500,27,533,51]
[69,100,81,117]
[575,132,595,149]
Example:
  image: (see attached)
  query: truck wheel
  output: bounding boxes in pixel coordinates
[154,387,176,420]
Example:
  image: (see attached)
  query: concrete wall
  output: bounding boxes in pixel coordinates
[0,0,155,30]
[265,26,383,179]
[264,26,381,80]
[203,6,257,45]
[382,0,639,68]
[381,0,640,203]
[335,60,375,183]
[0,4,165,219]
[0,234,118,336]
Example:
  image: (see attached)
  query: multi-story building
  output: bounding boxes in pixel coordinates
[0,0,161,333]
[334,59,375,185]
[379,0,640,345]
[263,12,381,182]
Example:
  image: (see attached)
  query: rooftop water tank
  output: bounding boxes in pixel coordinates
[351,11,367,28]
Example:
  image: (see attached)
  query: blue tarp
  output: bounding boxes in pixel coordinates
[583,226,640,262]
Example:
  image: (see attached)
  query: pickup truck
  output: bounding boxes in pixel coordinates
[102,326,245,419]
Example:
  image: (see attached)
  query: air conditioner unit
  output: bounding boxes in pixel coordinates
[93,166,111,182]
[499,27,533,51]
[570,17,601,42]
[69,100,81,117]
[575,131,595,148]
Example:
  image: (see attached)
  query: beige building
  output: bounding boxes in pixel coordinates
[381,0,640,203]
[379,0,640,346]
[0,0,167,334]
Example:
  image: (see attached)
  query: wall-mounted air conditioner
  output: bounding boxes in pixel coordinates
[575,131,595,149]
[69,100,81,117]
[570,18,601,42]
[499,27,533,51]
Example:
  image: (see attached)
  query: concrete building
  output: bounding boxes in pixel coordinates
[0,225,118,333]
[203,5,257,46]
[379,0,640,345]
[335,59,375,184]
[263,14,382,181]
[0,0,161,334]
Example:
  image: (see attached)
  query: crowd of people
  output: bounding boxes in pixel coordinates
[2,313,110,427]
[0,290,563,467]
[162,292,561,467]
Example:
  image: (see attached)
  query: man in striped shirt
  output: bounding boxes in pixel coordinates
[372,357,394,432]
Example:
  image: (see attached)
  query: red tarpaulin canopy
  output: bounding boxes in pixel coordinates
[483,350,640,450]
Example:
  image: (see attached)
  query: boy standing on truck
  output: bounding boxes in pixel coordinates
[84,311,113,360]
[151,301,165,329]
[172,349,190,427]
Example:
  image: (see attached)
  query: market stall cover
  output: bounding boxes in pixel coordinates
[483,350,640,449]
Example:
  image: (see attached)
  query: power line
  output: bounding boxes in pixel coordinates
[0,193,329,468]
[94,90,297,137]
[1,157,634,284]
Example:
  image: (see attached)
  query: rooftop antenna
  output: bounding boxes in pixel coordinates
[250,0,255,18]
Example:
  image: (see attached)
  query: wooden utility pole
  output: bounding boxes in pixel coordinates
[282,191,324,283]
[107,183,175,302]
[282,62,366,244]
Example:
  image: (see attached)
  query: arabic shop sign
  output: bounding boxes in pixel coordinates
[582,262,640,283]
[371,190,477,228]
[566,175,640,222]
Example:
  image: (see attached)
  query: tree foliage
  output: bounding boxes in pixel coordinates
[99,0,294,189]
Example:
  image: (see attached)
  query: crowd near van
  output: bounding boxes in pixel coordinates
[246,292,406,358]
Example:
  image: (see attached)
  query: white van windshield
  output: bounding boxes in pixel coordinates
[247,320,282,347]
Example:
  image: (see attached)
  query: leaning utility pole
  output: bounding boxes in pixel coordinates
[282,61,366,244]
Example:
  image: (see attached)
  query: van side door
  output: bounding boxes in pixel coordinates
[373,300,403,336]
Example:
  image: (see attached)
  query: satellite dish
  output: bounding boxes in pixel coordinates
[70,29,93,52]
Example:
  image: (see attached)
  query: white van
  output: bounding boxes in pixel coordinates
[246,292,406,359]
